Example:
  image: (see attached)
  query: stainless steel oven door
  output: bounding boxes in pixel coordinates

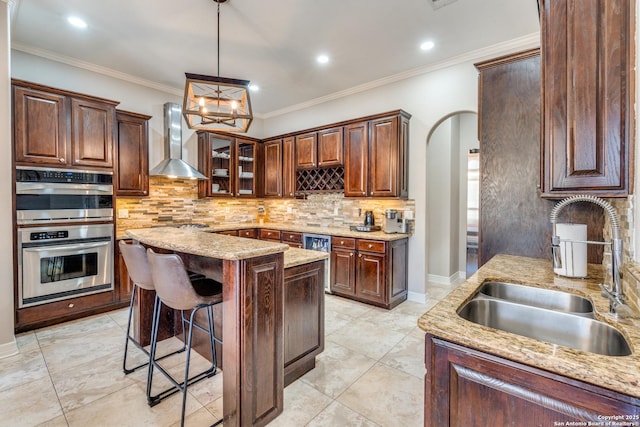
[19,225,113,308]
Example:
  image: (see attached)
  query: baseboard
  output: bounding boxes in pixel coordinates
[407,291,427,304]
[0,338,18,359]
[428,271,467,285]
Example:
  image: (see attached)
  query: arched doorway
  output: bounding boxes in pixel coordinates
[426,111,479,286]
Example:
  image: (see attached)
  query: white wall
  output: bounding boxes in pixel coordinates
[0,0,16,357]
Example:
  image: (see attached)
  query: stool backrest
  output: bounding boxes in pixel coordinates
[119,240,154,291]
[146,249,207,310]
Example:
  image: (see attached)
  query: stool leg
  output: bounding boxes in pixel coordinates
[207,305,217,375]
[180,309,198,427]
[123,283,138,374]
[146,294,162,404]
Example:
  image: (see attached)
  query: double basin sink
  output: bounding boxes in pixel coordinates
[457,281,632,356]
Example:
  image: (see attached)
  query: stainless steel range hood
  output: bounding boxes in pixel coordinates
[149,103,208,180]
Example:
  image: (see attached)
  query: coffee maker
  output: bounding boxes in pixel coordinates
[384,209,409,234]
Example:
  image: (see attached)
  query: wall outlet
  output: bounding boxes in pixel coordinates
[118,209,129,219]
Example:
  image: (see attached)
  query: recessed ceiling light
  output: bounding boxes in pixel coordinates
[249,84,259,92]
[420,41,435,51]
[316,54,329,64]
[67,16,87,29]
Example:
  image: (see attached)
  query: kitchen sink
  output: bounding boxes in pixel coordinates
[457,298,632,356]
[478,281,594,314]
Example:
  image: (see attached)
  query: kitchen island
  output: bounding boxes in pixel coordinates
[126,227,328,427]
[419,254,640,426]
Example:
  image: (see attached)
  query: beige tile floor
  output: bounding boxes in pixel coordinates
[0,284,460,427]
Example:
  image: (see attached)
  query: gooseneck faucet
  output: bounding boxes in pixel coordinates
[550,195,628,315]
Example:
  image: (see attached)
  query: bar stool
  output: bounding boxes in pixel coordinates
[119,240,181,374]
[146,248,223,427]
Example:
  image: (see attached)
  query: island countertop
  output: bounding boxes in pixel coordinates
[125,227,329,267]
[126,227,289,260]
[418,254,640,398]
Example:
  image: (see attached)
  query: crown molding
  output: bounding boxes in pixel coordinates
[262,32,540,119]
[12,32,540,121]
[11,42,184,96]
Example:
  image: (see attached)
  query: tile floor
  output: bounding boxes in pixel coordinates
[0,283,460,427]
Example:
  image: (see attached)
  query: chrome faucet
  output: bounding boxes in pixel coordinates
[550,195,629,315]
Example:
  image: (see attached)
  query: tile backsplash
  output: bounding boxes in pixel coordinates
[115,177,415,236]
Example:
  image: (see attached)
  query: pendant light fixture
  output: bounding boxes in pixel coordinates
[182,0,253,133]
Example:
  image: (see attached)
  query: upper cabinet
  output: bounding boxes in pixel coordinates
[13,80,118,170]
[263,139,283,197]
[115,110,151,196]
[345,112,410,198]
[197,132,259,198]
[540,0,633,197]
[295,128,344,169]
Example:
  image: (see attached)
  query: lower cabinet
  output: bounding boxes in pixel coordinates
[330,237,407,309]
[425,335,640,426]
[283,260,325,385]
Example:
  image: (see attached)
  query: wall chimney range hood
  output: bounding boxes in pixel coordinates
[149,102,208,180]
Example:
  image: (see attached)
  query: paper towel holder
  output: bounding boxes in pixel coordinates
[549,195,629,316]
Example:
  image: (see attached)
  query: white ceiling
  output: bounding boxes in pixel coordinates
[10,0,540,117]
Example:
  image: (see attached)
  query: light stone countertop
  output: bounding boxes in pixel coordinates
[118,222,410,241]
[126,227,289,261]
[418,254,640,398]
[283,247,329,269]
[125,227,329,268]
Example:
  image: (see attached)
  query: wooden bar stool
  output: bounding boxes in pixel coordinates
[146,248,223,427]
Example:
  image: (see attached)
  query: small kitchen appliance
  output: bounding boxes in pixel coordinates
[364,211,375,226]
[384,209,409,234]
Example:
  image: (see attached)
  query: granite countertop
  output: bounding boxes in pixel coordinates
[418,254,640,398]
[126,227,289,261]
[126,227,329,268]
[118,222,410,241]
[283,247,329,269]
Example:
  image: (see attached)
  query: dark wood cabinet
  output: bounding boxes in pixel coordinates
[13,85,68,166]
[259,229,282,242]
[330,237,357,296]
[198,132,259,198]
[12,80,119,170]
[217,230,239,236]
[283,260,325,385]
[295,132,317,169]
[281,231,303,248]
[540,0,633,197]
[263,139,283,197]
[425,335,640,426]
[282,136,296,198]
[344,112,410,198]
[344,121,369,197]
[330,236,407,308]
[71,97,116,169]
[317,127,343,167]
[238,228,258,239]
[115,110,150,196]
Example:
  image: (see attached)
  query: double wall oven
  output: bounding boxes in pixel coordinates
[16,167,114,308]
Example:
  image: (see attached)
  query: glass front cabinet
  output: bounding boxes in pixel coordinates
[198,132,258,198]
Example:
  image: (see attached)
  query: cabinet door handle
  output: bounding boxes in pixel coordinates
[59,158,65,163]
[358,254,362,258]
[68,303,74,308]
[362,191,365,195]
[340,240,345,245]
[350,253,354,257]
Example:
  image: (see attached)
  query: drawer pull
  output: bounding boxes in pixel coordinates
[368,244,373,248]
[340,240,345,245]
[68,303,74,308]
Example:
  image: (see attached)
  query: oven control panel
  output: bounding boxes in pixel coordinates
[16,167,113,184]
[29,231,69,241]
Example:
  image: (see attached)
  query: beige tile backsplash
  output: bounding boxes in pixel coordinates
[116,177,415,236]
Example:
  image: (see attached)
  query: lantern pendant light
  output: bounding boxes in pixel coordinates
[182,0,253,132]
